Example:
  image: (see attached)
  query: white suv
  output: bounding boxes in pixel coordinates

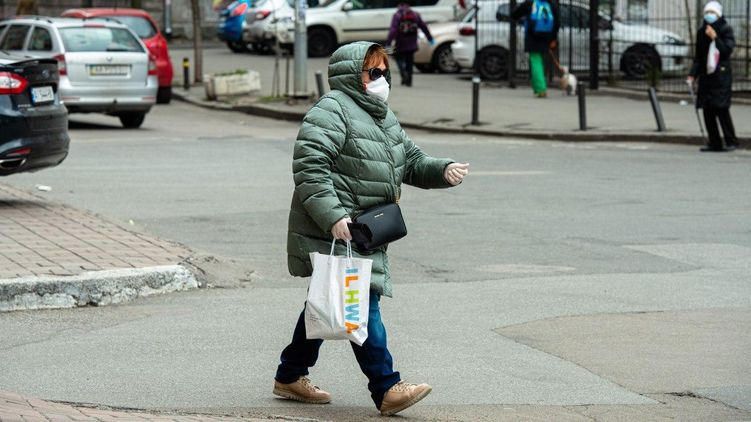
[274,0,459,57]
[452,0,689,81]
[0,17,157,128]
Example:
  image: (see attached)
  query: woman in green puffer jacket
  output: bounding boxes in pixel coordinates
[273,41,469,416]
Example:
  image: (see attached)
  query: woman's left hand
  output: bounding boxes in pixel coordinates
[444,162,470,186]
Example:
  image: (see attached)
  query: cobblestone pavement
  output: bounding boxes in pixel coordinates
[0,183,190,280]
[0,391,270,422]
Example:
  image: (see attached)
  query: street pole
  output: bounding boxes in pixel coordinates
[190,0,203,83]
[589,0,599,90]
[746,0,750,78]
[293,0,308,98]
[509,0,516,88]
[471,0,480,125]
[163,0,173,40]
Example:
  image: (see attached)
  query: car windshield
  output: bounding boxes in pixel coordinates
[99,16,157,38]
[59,27,144,52]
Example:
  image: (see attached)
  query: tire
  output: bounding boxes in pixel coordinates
[227,40,248,53]
[307,27,336,57]
[432,43,460,74]
[415,63,435,73]
[119,113,146,129]
[157,86,172,104]
[620,45,661,79]
[477,46,509,81]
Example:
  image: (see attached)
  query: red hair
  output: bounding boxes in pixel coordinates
[363,44,389,70]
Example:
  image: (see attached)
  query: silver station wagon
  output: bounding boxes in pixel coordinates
[0,17,158,128]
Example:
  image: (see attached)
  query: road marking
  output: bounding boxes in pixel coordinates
[480,264,576,274]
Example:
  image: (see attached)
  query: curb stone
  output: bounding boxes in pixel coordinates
[0,265,198,312]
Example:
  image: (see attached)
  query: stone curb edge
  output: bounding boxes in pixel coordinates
[173,90,750,147]
[0,265,198,312]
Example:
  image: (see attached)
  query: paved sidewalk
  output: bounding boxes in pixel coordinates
[0,183,189,279]
[0,183,197,312]
[170,47,751,145]
[0,390,267,422]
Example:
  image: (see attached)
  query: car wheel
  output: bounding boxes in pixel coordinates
[157,86,172,104]
[620,45,661,79]
[433,43,460,74]
[119,113,146,129]
[227,40,248,53]
[308,27,336,57]
[415,63,435,73]
[477,46,509,81]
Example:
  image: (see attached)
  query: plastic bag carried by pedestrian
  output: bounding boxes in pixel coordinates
[707,40,720,74]
[305,240,372,346]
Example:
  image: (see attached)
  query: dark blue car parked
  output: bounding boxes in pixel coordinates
[0,52,69,176]
[217,0,253,52]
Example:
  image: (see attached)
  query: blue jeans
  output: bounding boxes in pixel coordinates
[275,294,401,409]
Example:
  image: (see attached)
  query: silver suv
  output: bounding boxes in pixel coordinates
[0,17,158,128]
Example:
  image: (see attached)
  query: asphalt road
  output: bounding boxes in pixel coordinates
[1,102,750,421]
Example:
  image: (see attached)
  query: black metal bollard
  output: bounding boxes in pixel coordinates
[648,87,666,132]
[471,76,480,125]
[577,82,586,131]
[315,71,325,98]
[182,57,190,91]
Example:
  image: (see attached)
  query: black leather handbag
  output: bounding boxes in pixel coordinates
[348,203,407,252]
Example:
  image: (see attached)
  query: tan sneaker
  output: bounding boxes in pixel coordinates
[273,376,331,404]
[379,381,432,416]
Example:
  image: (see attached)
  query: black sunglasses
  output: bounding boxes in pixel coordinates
[366,67,389,81]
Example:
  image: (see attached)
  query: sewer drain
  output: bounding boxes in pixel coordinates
[480,264,576,274]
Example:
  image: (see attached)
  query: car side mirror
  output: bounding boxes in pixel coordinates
[342,1,353,11]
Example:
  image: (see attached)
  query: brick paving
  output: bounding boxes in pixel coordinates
[0,183,190,280]
[0,390,269,422]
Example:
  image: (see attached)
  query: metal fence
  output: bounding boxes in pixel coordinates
[471,0,751,93]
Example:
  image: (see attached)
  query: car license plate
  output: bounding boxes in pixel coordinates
[31,86,54,105]
[89,65,130,76]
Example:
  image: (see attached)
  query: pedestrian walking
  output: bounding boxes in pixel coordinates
[386,3,435,87]
[273,41,469,416]
[688,1,739,152]
[510,0,560,97]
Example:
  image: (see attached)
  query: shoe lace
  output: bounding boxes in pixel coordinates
[299,376,321,392]
[390,381,415,393]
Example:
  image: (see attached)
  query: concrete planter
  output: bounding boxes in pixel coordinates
[205,70,261,100]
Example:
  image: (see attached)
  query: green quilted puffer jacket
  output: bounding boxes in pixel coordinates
[286,41,454,297]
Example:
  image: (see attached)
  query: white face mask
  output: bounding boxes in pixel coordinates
[365,76,390,103]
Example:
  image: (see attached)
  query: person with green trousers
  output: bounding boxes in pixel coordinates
[273,41,470,416]
[511,0,560,97]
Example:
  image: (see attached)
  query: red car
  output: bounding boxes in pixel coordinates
[61,8,174,104]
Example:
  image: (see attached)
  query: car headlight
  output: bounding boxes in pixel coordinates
[663,35,685,46]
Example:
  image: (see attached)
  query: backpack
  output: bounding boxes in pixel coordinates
[399,9,419,35]
[529,0,554,35]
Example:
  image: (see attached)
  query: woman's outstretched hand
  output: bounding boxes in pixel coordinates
[444,163,470,186]
[331,217,353,240]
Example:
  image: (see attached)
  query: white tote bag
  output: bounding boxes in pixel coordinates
[707,40,720,75]
[305,240,372,346]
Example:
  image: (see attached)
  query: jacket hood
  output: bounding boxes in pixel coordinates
[328,41,391,120]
